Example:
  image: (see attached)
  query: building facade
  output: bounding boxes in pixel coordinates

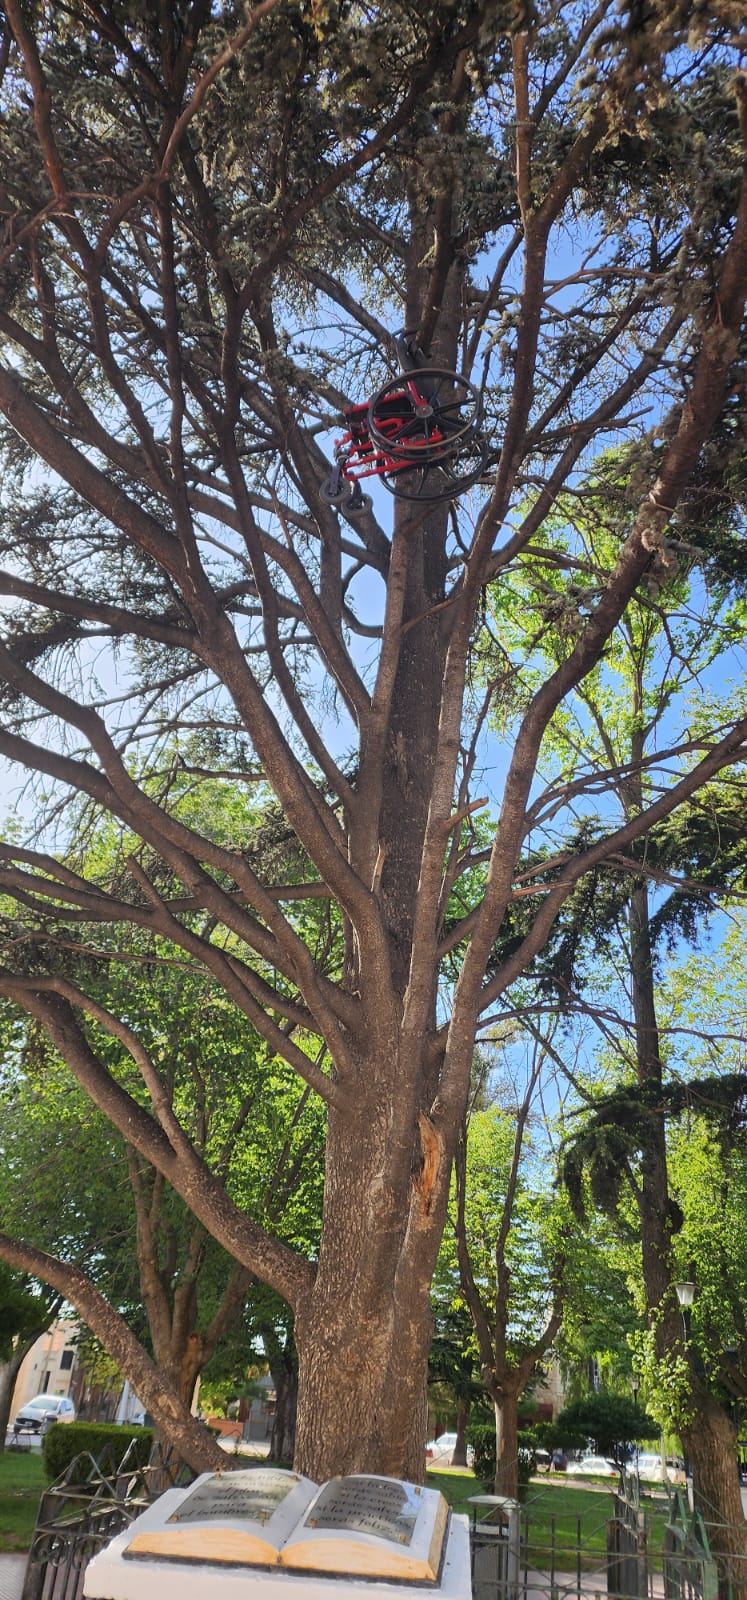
[10,1319,79,1423]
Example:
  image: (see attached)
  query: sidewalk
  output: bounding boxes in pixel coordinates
[0,1554,26,1600]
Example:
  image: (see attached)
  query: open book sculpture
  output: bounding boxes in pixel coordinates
[123,1468,448,1582]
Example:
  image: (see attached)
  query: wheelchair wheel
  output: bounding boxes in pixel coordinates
[382,437,490,503]
[321,477,349,506]
[341,491,373,514]
[367,368,483,459]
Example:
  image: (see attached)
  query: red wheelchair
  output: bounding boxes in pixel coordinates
[322,338,488,512]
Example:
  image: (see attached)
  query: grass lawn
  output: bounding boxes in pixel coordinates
[2,1454,672,1569]
[426,1465,479,1519]
[427,1468,672,1573]
[0,1450,46,1552]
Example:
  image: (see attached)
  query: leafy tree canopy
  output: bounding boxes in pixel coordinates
[553,1393,658,1464]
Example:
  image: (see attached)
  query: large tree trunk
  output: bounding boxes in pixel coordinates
[494,1385,521,1498]
[293,1073,450,1482]
[682,1393,747,1599]
[292,340,457,1480]
[269,1356,298,1465]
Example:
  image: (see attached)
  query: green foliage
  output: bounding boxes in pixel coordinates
[450,1101,570,1363]
[43,1423,155,1481]
[627,1324,694,1435]
[466,1418,538,1492]
[0,1267,48,1360]
[0,783,327,1404]
[428,1303,483,1416]
[561,1075,747,1224]
[477,453,747,1007]
[554,1395,658,1464]
[467,1419,497,1484]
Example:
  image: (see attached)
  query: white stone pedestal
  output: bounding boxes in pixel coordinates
[83,1486,471,1600]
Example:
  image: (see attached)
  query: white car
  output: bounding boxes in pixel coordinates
[566,1454,617,1477]
[13,1394,76,1432]
[635,1453,671,1482]
[426,1432,458,1464]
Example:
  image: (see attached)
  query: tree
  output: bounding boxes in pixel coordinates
[0,0,745,1482]
[477,462,747,1542]
[665,1111,747,1460]
[199,1285,302,1463]
[452,1039,634,1495]
[1,1026,246,1395]
[453,1045,568,1495]
[0,913,324,1465]
[552,1393,657,1467]
[427,1299,483,1469]
[560,991,747,1585]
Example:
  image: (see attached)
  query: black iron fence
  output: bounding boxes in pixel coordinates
[469,1470,747,1600]
[666,1485,747,1600]
[21,1444,194,1600]
[19,1453,747,1600]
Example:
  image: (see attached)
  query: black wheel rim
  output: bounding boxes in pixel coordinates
[383,441,489,503]
[368,368,482,457]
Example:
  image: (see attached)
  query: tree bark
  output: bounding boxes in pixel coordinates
[269,1357,298,1465]
[289,343,456,1478]
[681,1394,747,1597]
[629,884,747,1596]
[291,1065,451,1482]
[0,1338,39,1450]
[452,1398,470,1469]
[494,1383,521,1497]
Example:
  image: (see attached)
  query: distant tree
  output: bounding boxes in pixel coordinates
[0,893,324,1466]
[452,1042,573,1496]
[199,1286,300,1464]
[427,1303,482,1469]
[479,465,747,1552]
[553,1393,658,1467]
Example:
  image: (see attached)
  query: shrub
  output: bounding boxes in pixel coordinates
[466,1420,495,1484]
[43,1422,155,1481]
[553,1395,658,1466]
[466,1419,537,1497]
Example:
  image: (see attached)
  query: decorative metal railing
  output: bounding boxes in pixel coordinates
[21,1443,194,1600]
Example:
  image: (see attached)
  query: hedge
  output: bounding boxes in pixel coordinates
[466,1420,496,1485]
[43,1422,155,1481]
[466,1419,538,1495]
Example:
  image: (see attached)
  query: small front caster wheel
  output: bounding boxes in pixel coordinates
[342,492,373,513]
[321,477,349,506]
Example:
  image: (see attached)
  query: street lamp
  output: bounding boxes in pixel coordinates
[675,1281,696,1324]
[631,1378,640,1475]
[675,1282,696,1496]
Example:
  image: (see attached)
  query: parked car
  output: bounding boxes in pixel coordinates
[13,1394,76,1432]
[426,1432,458,1464]
[635,1453,672,1482]
[425,1432,475,1468]
[566,1454,617,1478]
